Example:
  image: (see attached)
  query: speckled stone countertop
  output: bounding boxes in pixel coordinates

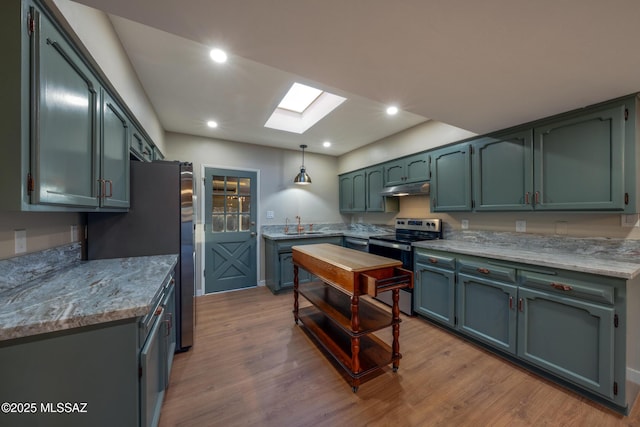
[0,245,178,341]
[262,223,392,241]
[413,231,640,280]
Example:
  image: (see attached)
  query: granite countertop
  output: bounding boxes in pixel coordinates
[0,254,178,341]
[413,238,640,280]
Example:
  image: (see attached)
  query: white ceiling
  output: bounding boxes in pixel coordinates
[72,0,640,156]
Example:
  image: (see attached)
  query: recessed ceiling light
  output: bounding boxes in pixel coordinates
[386,105,399,116]
[207,120,218,128]
[323,141,331,148]
[209,48,227,63]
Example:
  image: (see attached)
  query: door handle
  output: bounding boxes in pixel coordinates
[250,232,257,237]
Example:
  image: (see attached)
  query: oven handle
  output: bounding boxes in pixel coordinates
[368,239,412,252]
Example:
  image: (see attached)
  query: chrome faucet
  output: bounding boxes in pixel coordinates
[296,216,304,234]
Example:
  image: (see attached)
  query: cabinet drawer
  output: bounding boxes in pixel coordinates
[277,237,342,252]
[458,257,516,283]
[414,250,456,270]
[519,270,615,305]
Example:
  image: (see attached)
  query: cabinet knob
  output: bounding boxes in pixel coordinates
[428,258,438,264]
[477,267,490,274]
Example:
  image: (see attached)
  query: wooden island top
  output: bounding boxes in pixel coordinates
[292,243,407,296]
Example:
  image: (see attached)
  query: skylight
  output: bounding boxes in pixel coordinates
[264,82,346,134]
[278,83,323,113]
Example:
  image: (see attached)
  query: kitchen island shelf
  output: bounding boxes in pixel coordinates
[293,243,413,392]
[297,281,401,336]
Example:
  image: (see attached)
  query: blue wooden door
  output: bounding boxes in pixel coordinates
[204,168,257,293]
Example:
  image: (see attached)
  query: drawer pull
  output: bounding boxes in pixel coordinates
[550,282,573,291]
[477,267,490,274]
[518,298,523,312]
[428,258,438,264]
[509,296,513,310]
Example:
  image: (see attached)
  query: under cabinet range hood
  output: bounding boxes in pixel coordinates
[380,181,430,197]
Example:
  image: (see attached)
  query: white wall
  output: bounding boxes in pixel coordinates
[338,121,476,173]
[164,132,342,292]
[51,0,165,152]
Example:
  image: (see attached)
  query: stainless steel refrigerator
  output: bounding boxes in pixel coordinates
[87,160,195,352]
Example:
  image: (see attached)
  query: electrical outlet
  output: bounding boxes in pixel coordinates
[266,210,274,219]
[461,219,469,230]
[14,229,26,254]
[515,220,526,233]
[70,225,78,241]
[555,221,568,235]
[621,214,640,228]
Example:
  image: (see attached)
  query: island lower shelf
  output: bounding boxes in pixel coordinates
[297,305,398,380]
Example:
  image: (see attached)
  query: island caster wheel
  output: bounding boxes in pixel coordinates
[352,386,359,393]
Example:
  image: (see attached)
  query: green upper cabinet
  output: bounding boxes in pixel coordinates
[431,143,472,211]
[473,130,533,211]
[100,90,130,208]
[131,125,154,162]
[339,170,365,212]
[30,3,101,208]
[383,152,430,186]
[0,0,132,211]
[339,166,398,213]
[533,104,626,211]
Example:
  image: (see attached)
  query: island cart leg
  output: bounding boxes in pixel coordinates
[293,265,299,324]
[392,288,400,372]
[351,294,361,391]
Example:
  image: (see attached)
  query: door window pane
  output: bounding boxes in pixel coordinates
[210,174,252,233]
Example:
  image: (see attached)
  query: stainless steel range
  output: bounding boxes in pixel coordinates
[368,218,442,315]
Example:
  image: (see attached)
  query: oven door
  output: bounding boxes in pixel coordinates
[367,239,412,270]
[368,239,414,315]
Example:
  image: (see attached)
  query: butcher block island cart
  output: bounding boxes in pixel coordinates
[292,243,413,392]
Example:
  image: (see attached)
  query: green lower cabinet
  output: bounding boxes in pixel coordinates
[413,250,456,327]
[457,273,518,354]
[264,237,342,293]
[0,320,139,427]
[517,272,616,400]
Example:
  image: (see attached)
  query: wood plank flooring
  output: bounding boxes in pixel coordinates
[159,286,640,426]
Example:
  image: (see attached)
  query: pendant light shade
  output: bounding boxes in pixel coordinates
[294,144,312,185]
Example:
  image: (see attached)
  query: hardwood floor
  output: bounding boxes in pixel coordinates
[159,287,640,426]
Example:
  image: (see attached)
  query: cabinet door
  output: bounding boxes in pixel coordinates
[163,282,176,385]
[140,307,166,427]
[517,286,615,398]
[131,126,153,162]
[473,131,533,211]
[430,144,472,211]
[366,166,385,212]
[31,6,100,207]
[101,91,130,208]
[352,170,366,211]
[280,253,311,290]
[533,104,625,210]
[339,174,354,212]
[383,159,405,186]
[458,273,517,353]
[414,263,456,327]
[405,153,430,183]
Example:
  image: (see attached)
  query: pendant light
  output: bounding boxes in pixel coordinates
[294,144,312,185]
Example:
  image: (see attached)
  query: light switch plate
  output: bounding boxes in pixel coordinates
[461,219,469,230]
[70,225,78,241]
[14,229,26,254]
[266,210,274,219]
[515,220,526,233]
